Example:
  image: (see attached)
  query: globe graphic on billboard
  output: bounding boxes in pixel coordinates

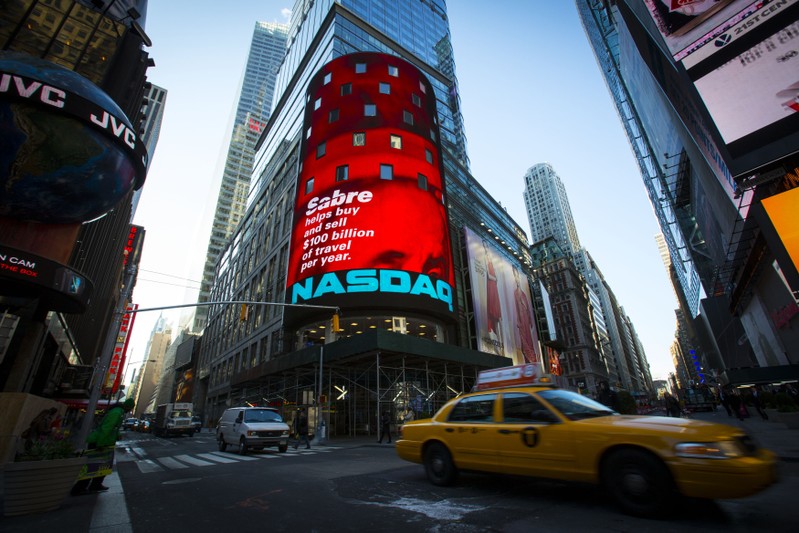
[0,52,142,224]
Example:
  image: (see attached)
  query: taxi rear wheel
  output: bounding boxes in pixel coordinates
[603,449,675,517]
[423,442,458,486]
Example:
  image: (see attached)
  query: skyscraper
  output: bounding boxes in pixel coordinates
[194,22,288,331]
[523,162,652,393]
[195,1,535,426]
[523,163,581,258]
[577,1,799,386]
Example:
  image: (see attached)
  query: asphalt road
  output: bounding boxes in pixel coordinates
[116,431,799,532]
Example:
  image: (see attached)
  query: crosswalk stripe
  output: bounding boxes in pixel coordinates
[208,451,260,461]
[136,459,164,473]
[174,454,216,466]
[156,456,189,469]
[196,453,239,464]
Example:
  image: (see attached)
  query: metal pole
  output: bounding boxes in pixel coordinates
[316,344,326,444]
[75,263,137,448]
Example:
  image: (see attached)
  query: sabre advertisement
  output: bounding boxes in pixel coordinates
[285,53,456,322]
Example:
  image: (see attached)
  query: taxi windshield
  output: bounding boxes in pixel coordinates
[538,389,617,421]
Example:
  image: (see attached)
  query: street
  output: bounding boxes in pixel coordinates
[112,430,799,532]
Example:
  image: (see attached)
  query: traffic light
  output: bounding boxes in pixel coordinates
[239,304,249,321]
[332,313,340,332]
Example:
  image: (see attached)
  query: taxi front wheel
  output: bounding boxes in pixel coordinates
[424,442,458,486]
[603,449,675,518]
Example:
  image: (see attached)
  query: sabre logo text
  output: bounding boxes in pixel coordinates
[291,269,453,311]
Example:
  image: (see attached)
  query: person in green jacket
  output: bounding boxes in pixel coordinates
[72,398,135,494]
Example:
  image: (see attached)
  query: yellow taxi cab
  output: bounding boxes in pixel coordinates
[396,364,778,517]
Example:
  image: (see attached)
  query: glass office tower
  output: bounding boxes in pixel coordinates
[194,22,288,331]
[197,0,534,429]
[576,1,799,386]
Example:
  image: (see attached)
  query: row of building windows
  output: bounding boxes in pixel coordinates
[322,62,427,94]
[314,133,435,162]
[304,166,430,194]
[306,107,436,141]
[314,83,423,108]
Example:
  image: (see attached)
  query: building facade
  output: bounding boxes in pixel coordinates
[0,0,154,404]
[577,0,799,387]
[196,1,535,433]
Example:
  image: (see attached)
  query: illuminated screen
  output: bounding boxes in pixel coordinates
[692,19,799,144]
[464,226,540,365]
[285,53,455,322]
[757,186,799,293]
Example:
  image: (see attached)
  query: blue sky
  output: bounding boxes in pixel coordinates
[128,1,678,383]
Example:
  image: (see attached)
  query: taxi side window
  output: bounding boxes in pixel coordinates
[503,393,559,424]
[448,394,496,423]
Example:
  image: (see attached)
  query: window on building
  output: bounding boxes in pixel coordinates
[306,127,312,139]
[355,62,366,73]
[314,97,321,110]
[380,164,393,180]
[365,104,376,117]
[316,142,326,159]
[329,108,339,123]
[425,149,433,164]
[379,82,390,94]
[390,134,402,149]
[419,81,426,94]
[417,173,428,190]
[353,132,366,146]
[430,129,436,141]
[305,177,314,194]
[412,93,421,107]
[388,65,399,77]
[403,110,413,125]
[323,72,332,85]
[336,165,348,182]
[341,82,352,96]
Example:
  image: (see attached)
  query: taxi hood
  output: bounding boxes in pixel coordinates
[578,414,744,439]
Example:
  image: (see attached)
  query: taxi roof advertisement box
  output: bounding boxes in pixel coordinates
[285,52,456,326]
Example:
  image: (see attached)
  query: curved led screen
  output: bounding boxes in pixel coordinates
[286,53,455,323]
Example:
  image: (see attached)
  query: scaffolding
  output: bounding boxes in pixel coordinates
[206,343,496,438]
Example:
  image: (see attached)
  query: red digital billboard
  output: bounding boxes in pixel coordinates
[285,53,455,323]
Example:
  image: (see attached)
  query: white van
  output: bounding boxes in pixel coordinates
[216,407,290,454]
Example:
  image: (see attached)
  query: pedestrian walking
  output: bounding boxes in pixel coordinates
[664,392,681,417]
[294,409,311,450]
[751,386,769,420]
[72,398,135,494]
[717,386,733,417]
[729,389,746,421]
[377,411,392,443]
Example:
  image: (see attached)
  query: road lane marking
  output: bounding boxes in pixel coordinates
[174,454,216,466]
[136,459,164,473]
[156,456,190,469]
[197,453,240,463]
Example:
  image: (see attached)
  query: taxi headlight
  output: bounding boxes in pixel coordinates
[675,441,744,459]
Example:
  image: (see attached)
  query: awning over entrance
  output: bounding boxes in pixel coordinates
[720,365,799,386]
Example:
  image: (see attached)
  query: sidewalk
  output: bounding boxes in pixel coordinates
[685,408,799,461]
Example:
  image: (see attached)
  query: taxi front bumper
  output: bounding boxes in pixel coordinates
[670,448,778,499]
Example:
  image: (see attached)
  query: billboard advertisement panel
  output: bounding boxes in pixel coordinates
[286,53,455,323]
[632,1,799,179]
[754,186,799,293]
[464,226,540,365]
